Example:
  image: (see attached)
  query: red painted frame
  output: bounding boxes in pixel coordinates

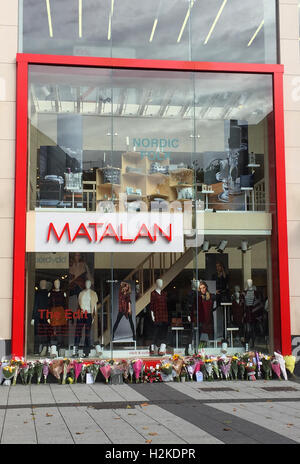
[12,54,291,356]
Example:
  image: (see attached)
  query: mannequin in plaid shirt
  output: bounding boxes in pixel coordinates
[113,282,136,340]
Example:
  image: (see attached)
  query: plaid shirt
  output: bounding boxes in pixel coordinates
[150,290,168,323]
[119,292,131,317]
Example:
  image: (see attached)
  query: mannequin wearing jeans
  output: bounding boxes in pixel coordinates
[31,280,51,356]
[48,279,67,354]
[112,282,135,340]
[243,279,259,348]
[150,279,168,355]
[73,280,98,356]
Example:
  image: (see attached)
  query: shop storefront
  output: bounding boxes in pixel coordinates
[11,0,291,360]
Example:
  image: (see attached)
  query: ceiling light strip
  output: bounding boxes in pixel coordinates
[149,18,158,42]
[45,0,53,38]
[108,0,114,40]
[204,0,227,45]
[108,13,112,40]
[177,0,195,43]
[247,20,264,47]
[79,0,82,38]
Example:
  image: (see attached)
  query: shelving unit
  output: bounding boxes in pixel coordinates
[96,152,195,210]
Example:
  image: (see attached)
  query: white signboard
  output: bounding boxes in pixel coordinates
[34,212,184,253]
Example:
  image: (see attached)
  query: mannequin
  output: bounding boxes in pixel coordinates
[48,279,67,355]
[190,281,213,340]
[73,280,98,356]
[243,279,258,348]
[150,279,168,355]
[215,262,229,306]
[112,281,136,341]
[31,280,51,356]
[231,285,244,338]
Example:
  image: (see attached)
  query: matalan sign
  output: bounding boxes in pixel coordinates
[35,212,184,252]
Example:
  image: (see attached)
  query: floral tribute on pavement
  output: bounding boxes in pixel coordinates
[0,351,296,386]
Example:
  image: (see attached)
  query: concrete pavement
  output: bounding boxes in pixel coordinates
[1,380,300,444]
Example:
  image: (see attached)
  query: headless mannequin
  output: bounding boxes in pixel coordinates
[243,279,257,348]
[150,279,168,355]
[74,280,98,355]
[31,280,50,355]
[48,279,67,355]
[231,285,244,336]
[187,280,200,323]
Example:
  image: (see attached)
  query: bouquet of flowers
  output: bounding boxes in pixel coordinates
[261,356,272,380]
[27,362,36,385]
[205,359,214,381]
[19,362,29,385]
[2,365,18,385]
[86,362,100,383]
[160,361,173,376]
[172,355,184,381]
[119,360,129,382]
[73,360,83,383]
[238,360,246,380]
[284,355,296,376]
[62,359,71,385]
[99,361,111,384]
[10,357,24,386]
[49,359,64,383]
[219,358,231,380]
[43,361,49,384]
[271,359,281,380]
[212,358,220,379]
[35,360,43,385]
[132,359,143,383]
[143,366,162,383]
[256,352,262,379]
[230,356,239,380]
[246,362,256,381]
[67,361,75,384]
[274,352,288,381]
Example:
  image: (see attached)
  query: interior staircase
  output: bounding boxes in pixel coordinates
[97,246,196,346]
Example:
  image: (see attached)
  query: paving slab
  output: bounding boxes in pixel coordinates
[7,385,31,405]
[30,384,56,405]
[208,402,300,443]
[1,408,37,444]
[49,384,79,403]
[87,407,146,444]
[69,384,104,403]
[0,386,9,405]
[138,404,223,444]
[88,384,128,402]
[59,406,111,444]
[110,384,149,402]
[33,406,74,444]
[115,407,187,445]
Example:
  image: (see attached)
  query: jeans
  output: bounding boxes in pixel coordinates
[153,322,168,347]
[74,314,93,347]
[113,312,135,339]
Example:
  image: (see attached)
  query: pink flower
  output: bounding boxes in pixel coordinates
[74,361,83,382]
[100,364,111,382]
[132,359,143,380]
[271,361,281,379]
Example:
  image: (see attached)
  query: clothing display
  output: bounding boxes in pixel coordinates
[150,290,168,323]
[48,290,67,327]
[112,283,136,340]
[216,272,229,305]
[74,314,93,348]
[32,288,52,353]
[191,293,213,339]
[78,288,98,314]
